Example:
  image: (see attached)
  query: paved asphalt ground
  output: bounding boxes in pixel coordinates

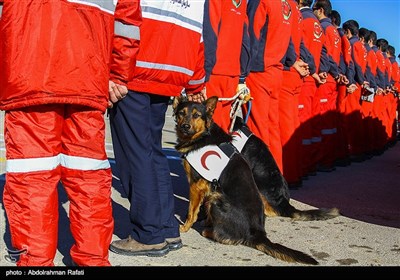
[0,107,399,273]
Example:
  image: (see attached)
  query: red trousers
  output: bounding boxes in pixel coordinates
[360,98,374,154]
[316,81,338,167]
[246,67,284,172]
[336,84,349,160]
[298,79,318,176]
[387,93,398,142]
[344,86,364,156]
[3,104,113,266]
[206,75,240,133]
[279,70,302,183]
[371,94,387,151]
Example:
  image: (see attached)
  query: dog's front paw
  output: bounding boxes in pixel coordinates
[179,224,191,233]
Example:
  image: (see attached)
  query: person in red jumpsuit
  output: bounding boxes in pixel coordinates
[342,19,369,162]
[329,10,355,167]
[312,0,341,172]
[297,0,326,179]
[359,27,377,158]
[369,32,388,155]
[385,45,399,146]
[204,0,250,133]
[245,0,293,172]
[0,0,141,266]
[279,0,311,188]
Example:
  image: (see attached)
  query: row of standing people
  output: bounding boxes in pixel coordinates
[210,0,399,190]
[1,0,398,267]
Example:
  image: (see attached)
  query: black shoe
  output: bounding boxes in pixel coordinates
[166,237,183,251]
[109,236,170,257]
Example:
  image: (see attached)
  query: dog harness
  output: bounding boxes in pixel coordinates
[185,142,237,182]
[231,126,253,152]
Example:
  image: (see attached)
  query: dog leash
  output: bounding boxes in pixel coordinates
[218,85,252,133]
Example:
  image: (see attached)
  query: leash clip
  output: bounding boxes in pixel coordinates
[211,179,219,191]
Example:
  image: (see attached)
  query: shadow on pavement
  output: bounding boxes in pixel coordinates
[289,143,400,229]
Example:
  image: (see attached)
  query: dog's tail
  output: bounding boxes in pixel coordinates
[275,200,340,221]
[290,207,340,221]
[251,234,318,265]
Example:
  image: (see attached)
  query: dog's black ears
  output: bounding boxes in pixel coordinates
[204,96,218,116]
[172,95,188,116]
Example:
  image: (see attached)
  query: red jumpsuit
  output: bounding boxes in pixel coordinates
[316,18,341,169]
[246,0,292,172]
[298,6,325,176]
[388,57,400,142]
[372,48,389,151]
[385,56,395,142]
[361,45,378,154]
[345,36,368,157]
[203,0,249,132]
[0,0,141,266]
[336,29,355,162]
[279,0,303,184]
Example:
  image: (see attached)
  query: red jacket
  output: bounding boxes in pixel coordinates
[349,37,367,85]
[203,0,249,80]
[127,0,206,96]
[320,18,340,82]
[389,57,400,89]
[289,0,302,59]
[300,7,325,81]
[374,48,388,89]
[386,56,393,85]
[0,0,141,112]
[247,0,292,71]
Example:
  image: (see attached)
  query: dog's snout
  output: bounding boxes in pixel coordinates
[181,123,191,131]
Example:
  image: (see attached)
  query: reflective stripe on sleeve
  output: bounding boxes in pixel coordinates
[141,4,203,34]
[67,0,115,15]
[115,21,140,40]
[188,77,205,85]
[136,61,194,76]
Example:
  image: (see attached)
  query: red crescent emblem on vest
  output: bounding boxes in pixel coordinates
[231,131,242,138]
[201,151,221,170]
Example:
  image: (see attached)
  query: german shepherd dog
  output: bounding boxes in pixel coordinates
[173,96,319,265]
[232,118,340,220]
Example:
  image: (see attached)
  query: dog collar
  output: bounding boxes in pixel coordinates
[185,143,237,182]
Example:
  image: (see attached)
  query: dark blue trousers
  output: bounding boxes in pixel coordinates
[109,90,179,245]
